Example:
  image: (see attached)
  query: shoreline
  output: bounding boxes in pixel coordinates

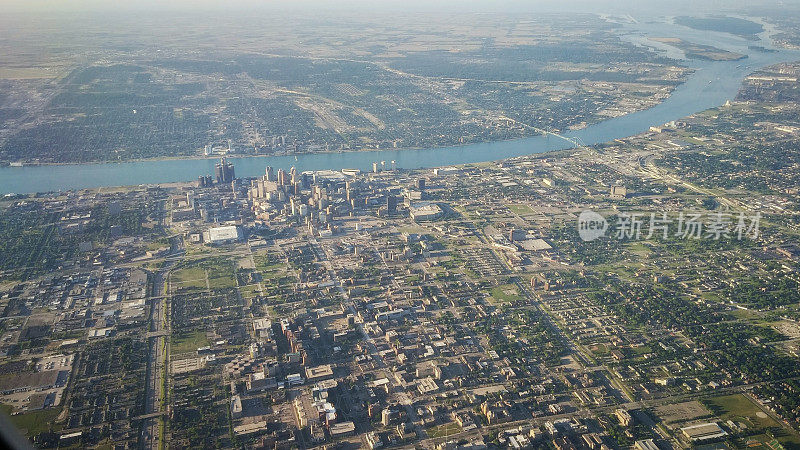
[2,21,798,194]
[0,100,668,169]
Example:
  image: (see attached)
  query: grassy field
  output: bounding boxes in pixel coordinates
[260,264,288,281]
[707,394,776,428]
[589,343,610,356]
[1,406,63,436]
[171,330,210,355]
[489,284,522,304]
[426,422,462,438]
[705,394,800,448]
[207,271,236,289]
[170,267,207,290]
[172,258,238,290]
[255,253,290,281]
[238,284,262,299]
[629,344,652,355]
[507,204,535,215]
[200,258,237,289]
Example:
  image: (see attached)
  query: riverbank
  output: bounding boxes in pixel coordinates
[0,18,797,195]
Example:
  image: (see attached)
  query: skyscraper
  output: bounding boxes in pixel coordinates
[215,158,235,184]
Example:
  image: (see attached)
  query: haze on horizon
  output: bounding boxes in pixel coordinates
[3,0,794,15]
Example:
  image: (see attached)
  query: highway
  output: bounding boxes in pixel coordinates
[140,236,181,450]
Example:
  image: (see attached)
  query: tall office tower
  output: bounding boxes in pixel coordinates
[373,162,379,173]
[214,160,224,183]
[265,166,275,181]
[290,166,298,185]
[215,157,235,183]
[417,178,426,191]
[387,195,398,214]
[249,180,257,199]
[225,159,235,182]
[277,169,287,185]
[381,161,386,171]
[391,160,396,171]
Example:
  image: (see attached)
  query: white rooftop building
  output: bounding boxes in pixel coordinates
[204,225,242,244]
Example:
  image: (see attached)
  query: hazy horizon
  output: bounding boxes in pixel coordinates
[4,0,794,15]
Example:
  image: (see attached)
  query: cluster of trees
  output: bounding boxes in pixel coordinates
[660,140,800,194]
[723,269,800,308]
[2,65,211,163]
[587,283,715,329]
[171,379,229,448]
[0,198,157,279]
[754,380,800,425]
[549,219,625,265]
[171,290,242,329]
[687,322,797,382]
[475,308,568,366]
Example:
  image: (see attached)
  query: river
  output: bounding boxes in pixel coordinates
[1,17,798,194]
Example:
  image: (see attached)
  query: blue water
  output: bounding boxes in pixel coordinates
[1,18,798,194]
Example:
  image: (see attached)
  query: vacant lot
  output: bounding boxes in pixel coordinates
[171,267,207,291]
[489,284,522,304]
[426,422,462,438]
[172,330,210,355]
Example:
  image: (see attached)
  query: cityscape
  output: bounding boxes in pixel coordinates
[1,1,800,450]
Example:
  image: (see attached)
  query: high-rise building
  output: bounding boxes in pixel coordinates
[215,158,235,184]
[417,178,426,191]
[277,169,288,185]
[265,166,275,181]
[387,195,398,214]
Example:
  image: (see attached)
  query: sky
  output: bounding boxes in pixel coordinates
[3,0,786,14]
